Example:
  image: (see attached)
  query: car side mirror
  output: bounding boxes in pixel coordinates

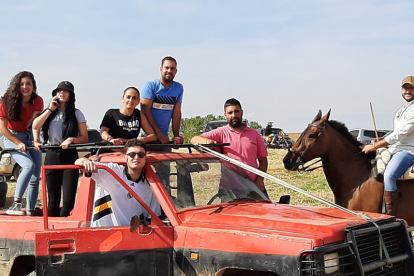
[188,163,209,173]
[278,195,291,204]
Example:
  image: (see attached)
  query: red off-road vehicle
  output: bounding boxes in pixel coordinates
[0,143,413,276]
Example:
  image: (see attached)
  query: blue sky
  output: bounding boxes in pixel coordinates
[1,1,413,132]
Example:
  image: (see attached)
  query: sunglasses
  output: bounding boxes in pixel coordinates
[126,152,146,159]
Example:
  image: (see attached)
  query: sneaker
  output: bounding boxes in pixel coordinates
[6,202,25,216]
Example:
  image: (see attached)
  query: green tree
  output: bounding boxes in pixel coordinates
[170,115,263,143]
[248,121,262,130]
[178,114,223,143]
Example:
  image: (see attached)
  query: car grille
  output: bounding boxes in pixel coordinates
[300,218,414,275]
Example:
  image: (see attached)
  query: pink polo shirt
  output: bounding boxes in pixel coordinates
[203,124,268,181]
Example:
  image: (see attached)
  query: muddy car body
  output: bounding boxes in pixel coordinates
[0,144,413,276]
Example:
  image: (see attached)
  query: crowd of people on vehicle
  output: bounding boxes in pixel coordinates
[0,56,268,223]
[2,54,412,221]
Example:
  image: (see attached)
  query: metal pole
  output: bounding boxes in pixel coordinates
[370,102,380,141]
[194,143,372,221]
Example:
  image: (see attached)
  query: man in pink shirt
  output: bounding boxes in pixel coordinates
[191,98,268,192]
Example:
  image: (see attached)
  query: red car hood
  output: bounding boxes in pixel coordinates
[177,202,391,245]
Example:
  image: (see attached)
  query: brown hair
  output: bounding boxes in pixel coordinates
[1,71,38,121]
[124,139,147,152]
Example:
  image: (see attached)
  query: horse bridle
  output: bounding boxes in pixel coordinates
[288,123,325,172]
[289,122,365,172]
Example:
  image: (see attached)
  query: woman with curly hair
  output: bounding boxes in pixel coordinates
[33,81,88,217]
[0,71,44,216]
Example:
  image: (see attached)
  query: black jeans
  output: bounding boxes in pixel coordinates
[45,148,79,217]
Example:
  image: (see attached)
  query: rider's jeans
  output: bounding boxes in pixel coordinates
[3,130,42,211]
[384,151,414,192]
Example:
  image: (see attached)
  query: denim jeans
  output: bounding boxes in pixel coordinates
[3,130,42,211]
[384,150,414,191]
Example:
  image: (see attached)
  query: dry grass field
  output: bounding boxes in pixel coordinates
[265,149,333,206]
[1,149,333,211]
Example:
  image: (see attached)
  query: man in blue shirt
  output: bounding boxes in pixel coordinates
[141,56,184,144]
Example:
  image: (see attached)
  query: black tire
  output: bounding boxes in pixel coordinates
[12,164,22,181]
[0,182,7,207]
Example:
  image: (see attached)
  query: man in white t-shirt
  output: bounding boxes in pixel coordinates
[75,139,161,227]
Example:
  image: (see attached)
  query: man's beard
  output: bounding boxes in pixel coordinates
[162,74,174,83]
[403,93,414,102]
[229,118,242,128]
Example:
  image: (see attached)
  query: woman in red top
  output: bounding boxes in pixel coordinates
[0,71,44,216]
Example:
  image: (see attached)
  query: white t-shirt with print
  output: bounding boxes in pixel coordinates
[90,162,161,227]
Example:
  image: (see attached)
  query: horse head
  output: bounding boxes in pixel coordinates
[283,110,331,171]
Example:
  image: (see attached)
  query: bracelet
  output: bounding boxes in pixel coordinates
[47,108,53,112]
[373,142,376,149]
[107,136,113,142]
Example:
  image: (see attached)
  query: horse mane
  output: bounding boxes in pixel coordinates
[327,120,376,160]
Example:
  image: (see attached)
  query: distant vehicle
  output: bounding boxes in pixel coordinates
[0,129,102,180]
[350,128,388,145]
[202,120,228,133]
[258,126,293,150]
[257,127,283,136]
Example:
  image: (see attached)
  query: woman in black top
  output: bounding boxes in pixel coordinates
[100,87,156,144]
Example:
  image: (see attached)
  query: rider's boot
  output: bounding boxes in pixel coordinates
[384,191,396,216]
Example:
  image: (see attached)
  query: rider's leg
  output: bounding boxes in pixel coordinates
[383,151,414,215]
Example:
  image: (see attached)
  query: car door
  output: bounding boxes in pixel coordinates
[34,222,174,276]
[34,163,174,276]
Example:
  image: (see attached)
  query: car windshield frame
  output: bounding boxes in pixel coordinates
[148,156,269,211]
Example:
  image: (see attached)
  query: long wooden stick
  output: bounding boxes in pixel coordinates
[370,102,379,141]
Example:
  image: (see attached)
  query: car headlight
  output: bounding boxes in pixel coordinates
[1,155,11,165]
[324,252,339,274]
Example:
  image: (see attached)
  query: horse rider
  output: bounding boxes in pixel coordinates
[362,76,414,215]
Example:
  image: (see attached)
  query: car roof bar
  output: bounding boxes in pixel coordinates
[0,142,230,157]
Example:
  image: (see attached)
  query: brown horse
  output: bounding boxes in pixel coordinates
[283,110,414,225]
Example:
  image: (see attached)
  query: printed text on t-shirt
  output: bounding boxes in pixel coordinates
[119,119,140,132]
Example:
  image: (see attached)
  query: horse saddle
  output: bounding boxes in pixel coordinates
[374,148,414,180]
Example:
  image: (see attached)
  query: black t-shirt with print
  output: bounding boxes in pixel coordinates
[100,109,142,139]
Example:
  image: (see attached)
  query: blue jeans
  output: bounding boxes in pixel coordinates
[384,151,414,191]
[3,130,42,211]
